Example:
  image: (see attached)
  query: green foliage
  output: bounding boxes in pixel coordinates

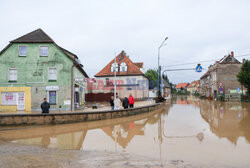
[237,60,250,94]
[145,69,158,89]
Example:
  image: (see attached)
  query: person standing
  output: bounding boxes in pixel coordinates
[114,95,121,110]
[122,97,129,109]
[110,96,114,110]
[41,98,50,113]
[129,93,135,108]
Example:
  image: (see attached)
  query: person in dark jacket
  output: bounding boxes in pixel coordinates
[41,98,50,113]
[110,96,114,110]
[122,97,129,109]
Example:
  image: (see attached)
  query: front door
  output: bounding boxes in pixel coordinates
[17,92,25,110]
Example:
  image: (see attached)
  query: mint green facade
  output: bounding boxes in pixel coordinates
[0,43,87,111]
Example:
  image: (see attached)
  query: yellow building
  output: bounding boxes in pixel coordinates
[0,87,31,112]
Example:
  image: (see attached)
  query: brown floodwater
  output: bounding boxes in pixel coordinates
[0,96,250,167]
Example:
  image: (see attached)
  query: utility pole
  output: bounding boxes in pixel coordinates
[157,37,168,98]
[114,53,117,100]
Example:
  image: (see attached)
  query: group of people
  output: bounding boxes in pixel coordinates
[110,93,135,110]
[41,94,135,113]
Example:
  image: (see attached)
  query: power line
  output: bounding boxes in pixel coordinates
[164,54,250,68]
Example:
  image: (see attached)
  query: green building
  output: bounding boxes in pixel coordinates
[0,29,88,112]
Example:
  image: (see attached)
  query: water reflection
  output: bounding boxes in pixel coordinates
[0,105,170,150]
[0,97,250,167]
[200,100,250,145]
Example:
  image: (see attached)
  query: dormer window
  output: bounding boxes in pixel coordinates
[111,63,118,72]
[120,62,127,72]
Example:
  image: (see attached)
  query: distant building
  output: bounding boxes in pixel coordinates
[90,51,149,100]
[200,51,243,100]
[187,80,199,94]
[0,29,88,111]
[176,83,189,91]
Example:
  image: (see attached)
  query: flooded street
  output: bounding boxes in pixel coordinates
[0,96,250,167]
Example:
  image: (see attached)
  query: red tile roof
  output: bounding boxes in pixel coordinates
[134,62,143,68]
[95,51,144,77]
[188,80,199,88]
[176,83,189,89]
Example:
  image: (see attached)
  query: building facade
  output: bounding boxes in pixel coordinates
[0,29,88,112]
[91,51,149,100]
[200,52,243,99]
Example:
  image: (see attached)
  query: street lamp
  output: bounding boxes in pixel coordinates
[157,37,168,97]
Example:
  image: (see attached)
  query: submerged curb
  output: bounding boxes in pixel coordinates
[0,103,163,126]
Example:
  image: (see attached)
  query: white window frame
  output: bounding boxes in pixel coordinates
[48,67,57,81]
[111,63,118,72]
[40,46,48,57]
[47,91,57,105]
[18,45,27,56]
[120,62,127,72]
[8,68,17,82]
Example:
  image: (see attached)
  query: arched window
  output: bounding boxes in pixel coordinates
[120,62,127,72]
[111,63,118,72]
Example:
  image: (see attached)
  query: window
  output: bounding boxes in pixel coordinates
[120,62,127,72]
[8,68,17,81]
[40,46,48,56]
[49,91,57,104]
[19,46,26,56]
[111,63,118,72]
[48,68,57,81]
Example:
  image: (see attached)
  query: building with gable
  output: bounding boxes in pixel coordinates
[93,51,149,100]
[0,29,88,112]
[176,83,189,92]
[200,51,244,100]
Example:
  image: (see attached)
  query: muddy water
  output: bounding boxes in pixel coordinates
[0,96,250,167]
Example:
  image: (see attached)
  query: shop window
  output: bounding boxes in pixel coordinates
[48,68,57,81]
[49,91,57,104]
[40,46,48,56]
[8,68,17,82]
[19,46,26,56]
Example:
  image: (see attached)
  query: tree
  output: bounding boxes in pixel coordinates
[237,60,250,94]
[145,69,158,89]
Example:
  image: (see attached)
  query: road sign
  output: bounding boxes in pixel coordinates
[196,64,202,72]
[219,82,223,87]
[219,87,223,91]
[237,87,240,93]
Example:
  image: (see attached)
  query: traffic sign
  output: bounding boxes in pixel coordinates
[196,64,202,72]
[219,87,223,91]
[237,87,240,93]
[219,82,223,87]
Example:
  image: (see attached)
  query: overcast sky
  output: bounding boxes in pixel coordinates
[1,0,250,84]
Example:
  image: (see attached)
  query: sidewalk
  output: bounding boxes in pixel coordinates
[0,99,156,114]
[83,99,155,112]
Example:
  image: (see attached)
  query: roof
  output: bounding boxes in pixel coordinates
[188,80,199,88]
[0,28,88,78]
[134,62,143,68]
[10,29,54,43]
[200,71,209,79]
[176,83,189,89]
[95,51,144,77]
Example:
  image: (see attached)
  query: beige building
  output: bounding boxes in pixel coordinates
[92,51,149,100]
[200,51,243,100]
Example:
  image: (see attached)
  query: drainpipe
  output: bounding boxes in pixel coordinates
[71,64,74,111]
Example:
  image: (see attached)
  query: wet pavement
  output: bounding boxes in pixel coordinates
[0,96,250,168]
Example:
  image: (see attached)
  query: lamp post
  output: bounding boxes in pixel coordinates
[157,37,168,97]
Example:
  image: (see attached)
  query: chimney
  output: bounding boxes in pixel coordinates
[231,51,234,57]
[242,59,246,63]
